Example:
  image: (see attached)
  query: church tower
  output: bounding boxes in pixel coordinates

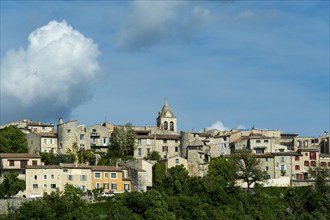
[156,100,177,132]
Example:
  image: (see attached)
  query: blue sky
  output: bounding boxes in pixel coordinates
[1,0,329,136]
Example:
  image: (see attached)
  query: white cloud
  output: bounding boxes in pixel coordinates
[115,1,211,50]
[1,20,100,122]
[206,121,229,131]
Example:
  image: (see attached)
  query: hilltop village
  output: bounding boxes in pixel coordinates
[0,100,329,198]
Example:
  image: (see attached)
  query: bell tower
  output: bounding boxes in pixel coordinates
[156,100,177,132]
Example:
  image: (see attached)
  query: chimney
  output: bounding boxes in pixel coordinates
[59,117,63,124]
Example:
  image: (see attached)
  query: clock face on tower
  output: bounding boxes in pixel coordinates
[166,111,172,117]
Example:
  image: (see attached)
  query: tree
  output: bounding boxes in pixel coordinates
[208,156,238,187]
[0,173,25,198]
[109,123,136,157]
[232,149,265,190]
[144,151,161,161]
[78,149,96,165]
[39,151,56,165]
[14,184,96,220]
[0,126,28,153]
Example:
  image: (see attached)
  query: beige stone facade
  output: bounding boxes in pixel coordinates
[0,153,42,178]
[26,132,58,153]
[25,165,63,197]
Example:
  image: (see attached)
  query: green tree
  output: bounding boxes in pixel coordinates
[0,126,28,153]
[0,173,25,198]
[144,151,161,161]
[40,151,56,165]
[14,184,95,220]
[78,149,96,165]
[109,123,136,157]
[232,149,265,190]
[162,165,190,195]
[208,156,238,187]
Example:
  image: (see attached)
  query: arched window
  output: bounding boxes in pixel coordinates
[164,121,168,130]
[170,121,174,131]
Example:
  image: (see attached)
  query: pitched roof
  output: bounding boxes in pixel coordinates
[0,153,41,159]
[158,100,176,118]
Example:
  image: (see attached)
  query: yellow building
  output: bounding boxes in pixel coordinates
[91,166,131,193]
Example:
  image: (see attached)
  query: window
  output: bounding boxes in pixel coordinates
[295,165,300,170]
[32,160,38,166]
[124,184,130,191]
[170,122,174,131]
[44,175,47,180]
[305,141,308,147]
[164,122,168,130]
[34,175,38,180]
[311,161,316,167]
[103,138,108,145]
[9,161,14,166]
[146,139,151,146]
[51,174,54,179]
[175,147,178,152]
[256,140,261,143]
[295,156,300,161]
[44,184,47,189]
[280,165,286,171]
[162,146,168,152]
[310,152,317,160]
[96,182,100,189]
[175,159,179,164]
[103,183,109,189]
[104,172,108,178]
[264,140,269,143]
[81,185,86,192]
[297,141,301,147]
[33,184,38,189]
[50,139,53,144]
[137,139,142,145]
[110,173,117,179]
[94,172,101,179]
[51,184,56,189]
[321,162,326,167]
[138,148,142,156]
[223,137,227,141]
[68,175,73,181]
[63,169,68,172]
[328,162,330,167]
[122,171,126,178]
[111,183,117,190]
[304,161,309,166]
[81,175,87,181]
[163,139,167,143]
[281,156,285,162]
[265,166,269,171]
[255,149,264,154]
[80,134,84,140]
[44,138,47,144]
[147,148,150,156]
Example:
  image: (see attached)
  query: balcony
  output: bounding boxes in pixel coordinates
[91,132,100,137]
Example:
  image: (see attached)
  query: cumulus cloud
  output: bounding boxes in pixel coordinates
[206,121,229,131]
[204,121,247,131]
[1,20,100,123]
[115,1,211,50]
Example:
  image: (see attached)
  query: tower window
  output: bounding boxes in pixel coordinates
[164,121,168,130]
[170,122,174,131]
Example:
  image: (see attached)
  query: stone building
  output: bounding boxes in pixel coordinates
[0,119,54,134]
[0,153,42,178]
[57,118,90,154]
[26,132,58,153]
[133,101,180,159]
